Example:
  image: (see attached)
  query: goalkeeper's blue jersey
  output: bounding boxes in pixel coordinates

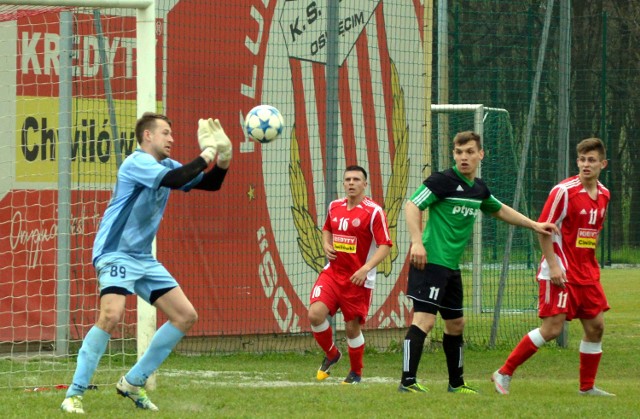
[92,149,203,264]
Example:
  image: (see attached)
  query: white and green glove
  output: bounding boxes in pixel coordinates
[200,147,216,163]
[198,118,215,148]
[197,118,217,162]
[206,118,232,163]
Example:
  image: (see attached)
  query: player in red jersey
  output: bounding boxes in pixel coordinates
[309,165,392,384]
[493,138,614,396]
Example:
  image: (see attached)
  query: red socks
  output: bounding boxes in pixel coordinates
[501,334,539,376]
[313,327,339,359]
[348,344,364,376]
[579,351,602,391]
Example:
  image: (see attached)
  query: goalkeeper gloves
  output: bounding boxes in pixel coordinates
[200,147,216,163]
[197,118,233,163]
[198,118,216,150]
[207,118,232,162]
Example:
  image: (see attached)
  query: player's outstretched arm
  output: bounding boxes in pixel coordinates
[160,156,209,189]
[163,119,232,190]
[491,204,559,235]
[194,165,228,191]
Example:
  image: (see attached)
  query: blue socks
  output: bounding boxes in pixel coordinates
[66,321,184,395]
[66,326,110,397]
[125,321,184,386]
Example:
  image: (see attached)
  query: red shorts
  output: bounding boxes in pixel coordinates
[538,280,609,321]
[309,271,372,324]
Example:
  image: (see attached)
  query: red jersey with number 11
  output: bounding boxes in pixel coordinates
[537,175,610,285]
[322,197,392,289]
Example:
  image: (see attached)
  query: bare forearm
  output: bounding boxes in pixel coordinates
[493,204,535,229]
[493,205,558,237]
[538,233,558,268]
[405,201,424,245]
[322,230,332,248]
[361,245,391,272]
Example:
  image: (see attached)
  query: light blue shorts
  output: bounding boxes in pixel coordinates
[94,252,178,304]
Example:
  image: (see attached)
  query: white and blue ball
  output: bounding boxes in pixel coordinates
[244,105,284,144]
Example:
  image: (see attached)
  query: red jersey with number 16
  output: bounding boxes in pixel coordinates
[322,197,392,289]
[537,175,610,285]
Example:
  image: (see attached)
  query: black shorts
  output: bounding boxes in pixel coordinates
[406,263,463,320]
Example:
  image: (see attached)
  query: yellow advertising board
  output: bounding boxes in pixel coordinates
[15,97,162,184]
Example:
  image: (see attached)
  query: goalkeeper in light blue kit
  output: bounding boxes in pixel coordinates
[61,112,232,414]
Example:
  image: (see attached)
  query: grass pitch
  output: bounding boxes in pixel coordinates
[1,268,638,418]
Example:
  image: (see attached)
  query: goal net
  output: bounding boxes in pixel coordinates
[0,1,551,391]
[0,2,156,389]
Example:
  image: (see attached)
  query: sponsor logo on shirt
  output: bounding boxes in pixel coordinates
[576,228,598,249]
[452,205,479,217]
[333,234,357,253]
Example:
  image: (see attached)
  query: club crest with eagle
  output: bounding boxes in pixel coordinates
[255,0,425,332]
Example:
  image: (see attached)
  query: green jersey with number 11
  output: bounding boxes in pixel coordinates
[410,167,502,270]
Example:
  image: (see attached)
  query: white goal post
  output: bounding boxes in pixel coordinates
[1,0,157,385]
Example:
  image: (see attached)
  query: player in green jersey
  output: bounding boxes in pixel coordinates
[398,131,558,394]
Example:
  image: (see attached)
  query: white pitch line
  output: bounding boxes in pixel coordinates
[160,369,400,388]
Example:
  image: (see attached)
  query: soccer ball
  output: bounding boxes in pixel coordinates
[244,105,284,143]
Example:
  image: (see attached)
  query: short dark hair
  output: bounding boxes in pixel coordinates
[453,131,482,150]
[344,165,367,180]
[577,137,606,160]
[135,112,172,144]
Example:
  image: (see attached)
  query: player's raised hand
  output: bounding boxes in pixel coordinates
[198,118,216,151]
[207,118,233,162]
